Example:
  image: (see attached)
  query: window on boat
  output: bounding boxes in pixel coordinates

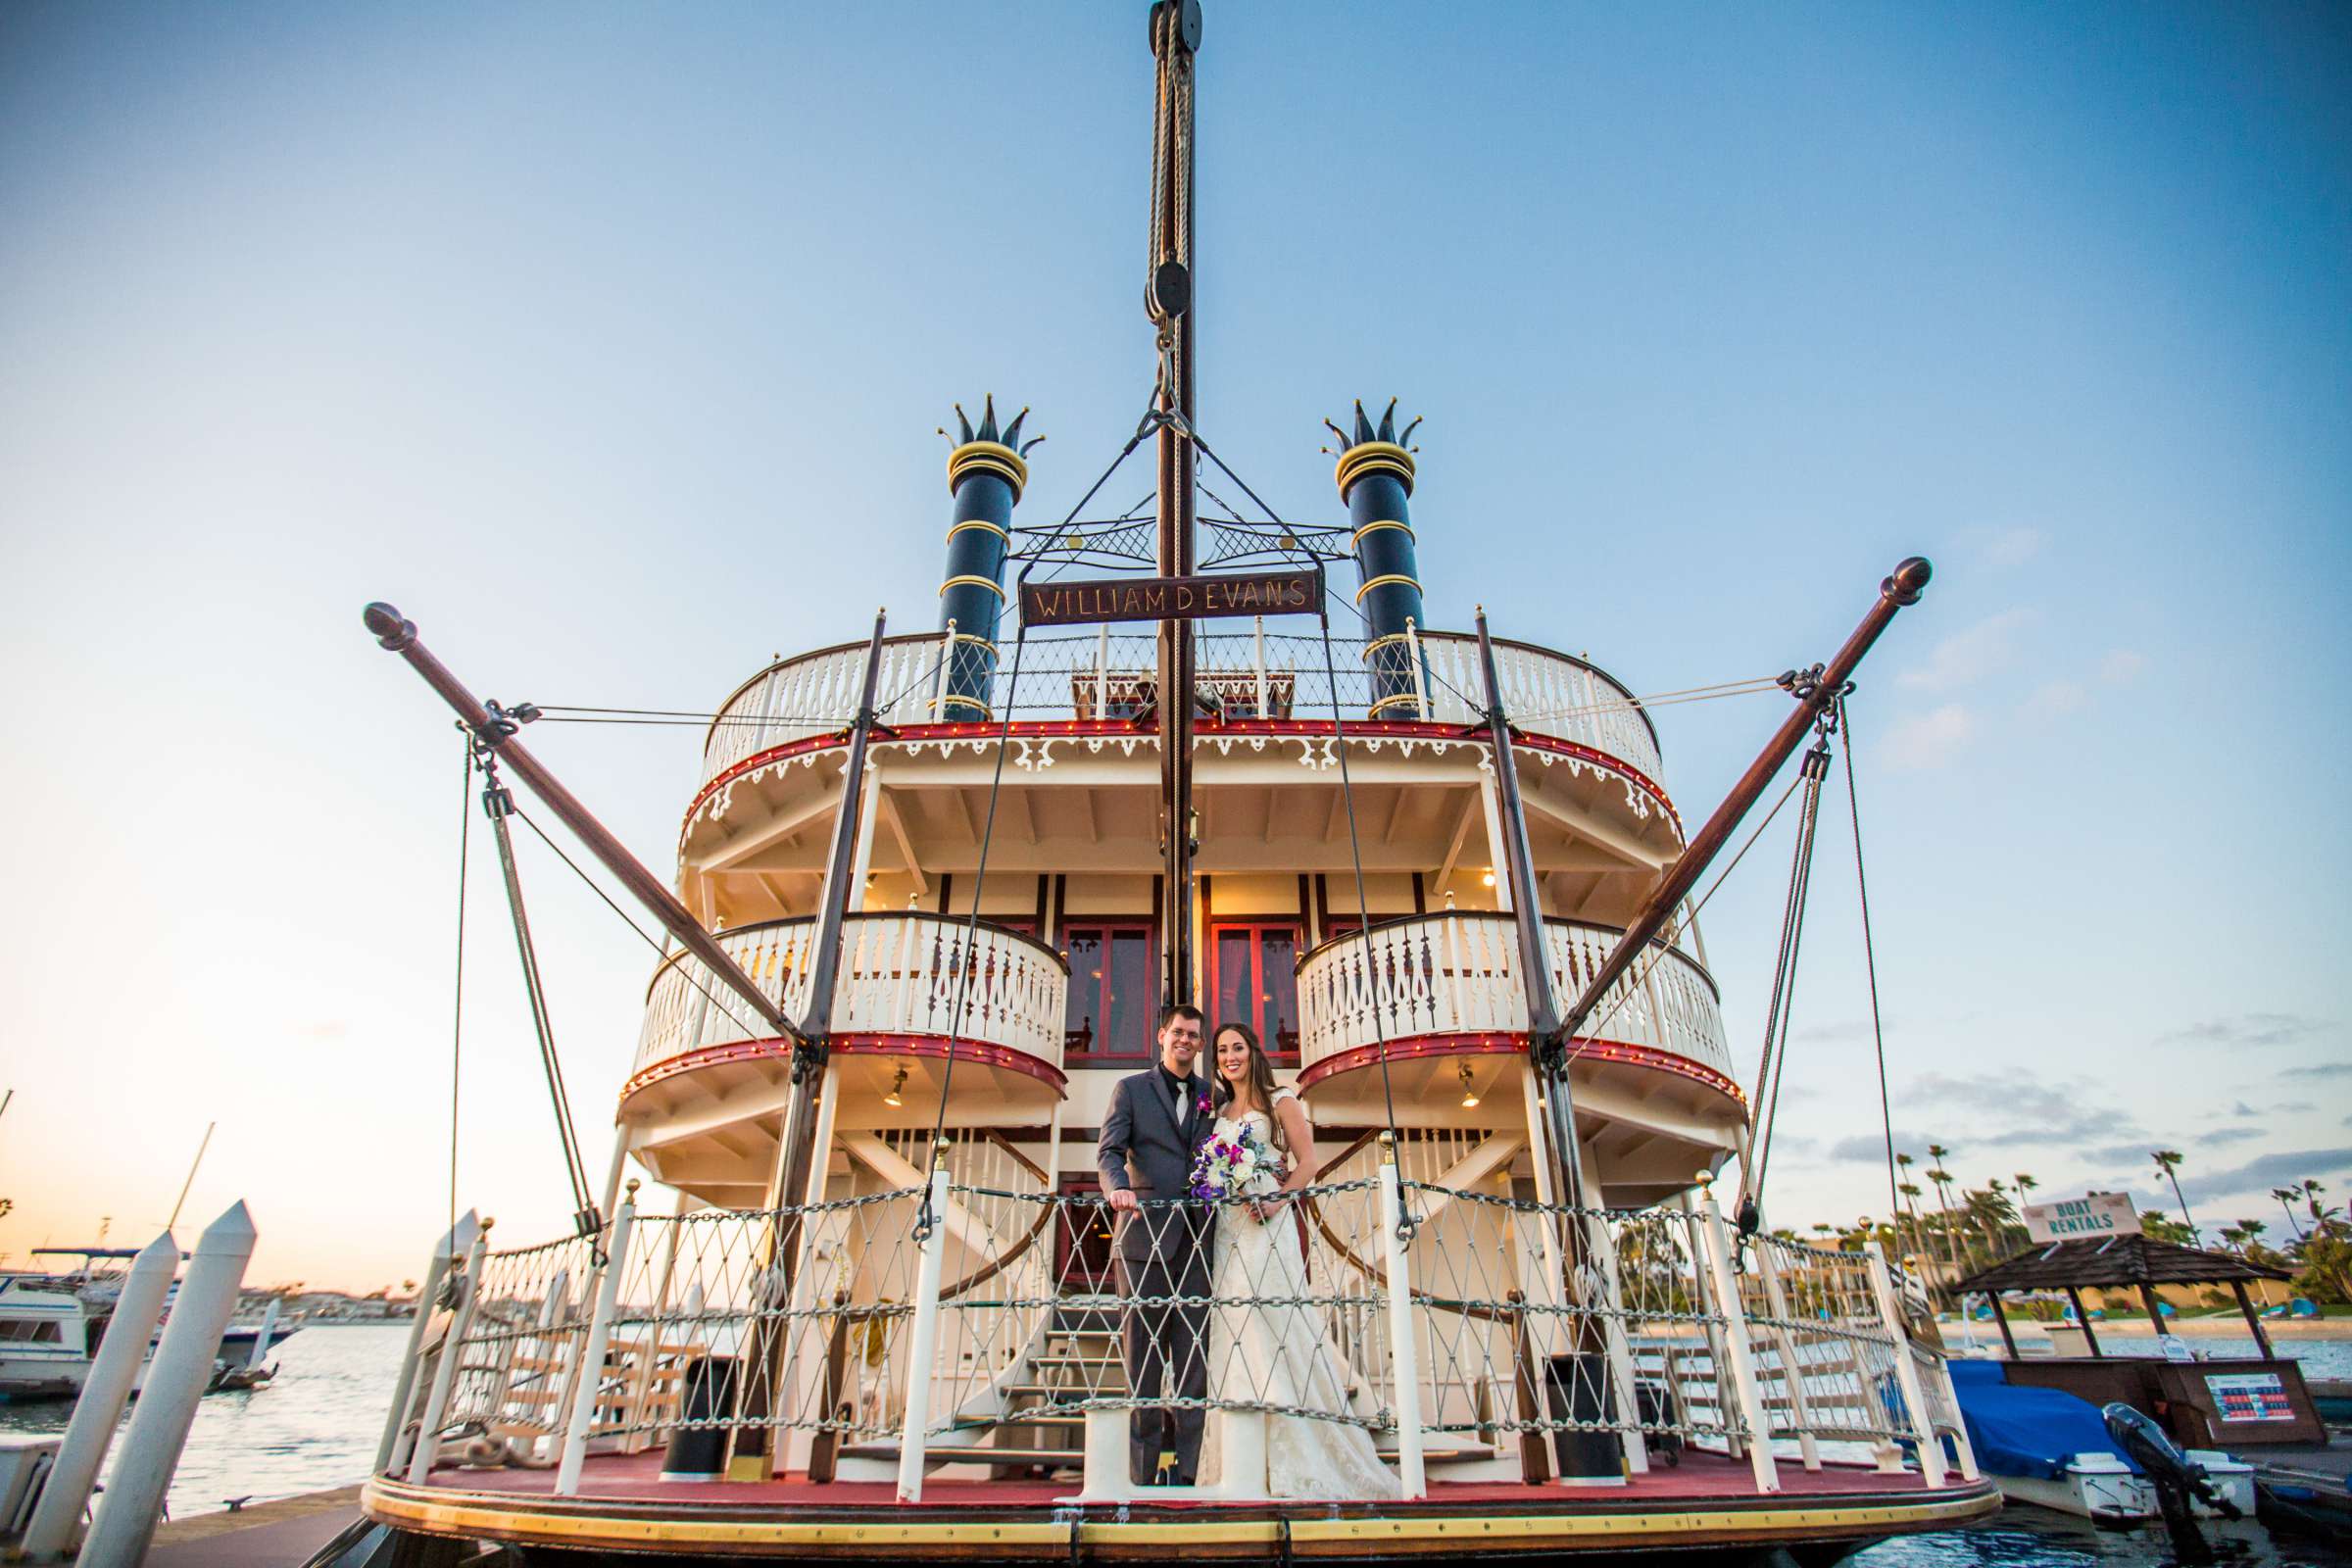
[1062,922,1156,1057]
[1210,921,1302,1060]
[0,1318,64,1343]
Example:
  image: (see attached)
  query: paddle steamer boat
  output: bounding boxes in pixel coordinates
[350,6,1995,1561]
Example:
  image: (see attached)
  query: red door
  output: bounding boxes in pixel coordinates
[1208,921,1302,1060]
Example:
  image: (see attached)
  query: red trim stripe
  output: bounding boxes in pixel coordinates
[1295,1031,1743,1103]
[620,1033,1067,1109]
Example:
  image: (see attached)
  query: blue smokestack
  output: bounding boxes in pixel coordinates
[1330,398,1428,718]
[936,396,1040,719]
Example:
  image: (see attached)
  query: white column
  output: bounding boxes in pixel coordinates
[75,1203,256,1568]
[846,762,882,909]
[407,1220,493,1484]
[1376,1141,1428,1499]
[21,1232,177,1562]
[557,1186,640,1494]
[1865,1241,1949,1489]
[1695,1188,1779,1494]
[1477,771,1512,911]
[597,1129,632,1231]
[895,1152,952,1502]
[1405,617,1427,714]
[1252,615,1268,716]
[378,1211,478,1475]
[933,622,956,716]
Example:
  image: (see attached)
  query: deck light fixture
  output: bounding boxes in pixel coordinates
[1458,1062,1480,1108]
[883,1064,907,1108]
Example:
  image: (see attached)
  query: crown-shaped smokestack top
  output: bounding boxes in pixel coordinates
[941,393,1047,457]
[1322,397,1424,454]
[940,394,1043,501]
[1325,398,1422,499]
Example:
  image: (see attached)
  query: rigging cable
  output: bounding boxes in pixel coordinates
[1840,700,1902,1230]
[1186,426,1405,1144]
[913,410,1162,1234]
[1738,710,1834,1222]
[475,748,600,1236]
[448,727,470,1247]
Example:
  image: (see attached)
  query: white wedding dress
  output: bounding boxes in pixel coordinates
[1198,1094,1397,1499]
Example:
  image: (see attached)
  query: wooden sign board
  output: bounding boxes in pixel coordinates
[2023,1192,2142,1245]
[1019,568,1321,629]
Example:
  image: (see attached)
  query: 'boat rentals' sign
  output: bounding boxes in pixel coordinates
[2023,1192,2142,1245]
[1019,568,1322,628]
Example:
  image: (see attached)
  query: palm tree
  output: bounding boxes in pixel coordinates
[2274,1187,2310,1241]
[2014,1172,2038,1210]
[1925,1148,1963,1275]
[2152,1151,2203,1246]
[1897,1181,1928,1263]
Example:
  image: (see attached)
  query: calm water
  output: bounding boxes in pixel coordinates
[1,1325,2344,1563]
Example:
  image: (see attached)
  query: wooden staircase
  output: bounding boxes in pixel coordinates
[838,1298,1123,1476]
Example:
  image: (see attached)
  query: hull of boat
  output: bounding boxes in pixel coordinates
[1991,1469,2153,1526]
[358,1460,2001,1565]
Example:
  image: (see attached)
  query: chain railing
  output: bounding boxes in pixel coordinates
[391,1168,1972,1501]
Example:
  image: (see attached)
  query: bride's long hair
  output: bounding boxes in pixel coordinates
[1211,1020,1280,1114]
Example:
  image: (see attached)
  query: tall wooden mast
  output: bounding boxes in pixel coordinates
[1149,1,1202,1008]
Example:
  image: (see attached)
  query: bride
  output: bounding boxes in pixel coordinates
[1197,1021,1397,1499]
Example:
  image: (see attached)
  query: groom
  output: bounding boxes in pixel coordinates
[1097,1004,1216,1486]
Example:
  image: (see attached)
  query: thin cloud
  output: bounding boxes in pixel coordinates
[2021,680,2087,721]
[1901,1071,2142,1150]
[1898,608,2038,693]
[2161,1013,2332,1049]
[1978,526,2047,568]
[2201,1127,2261,1147]
[2099,649,2147,684]
[1883,704,1976,770]
[2282,1062,2352,1080]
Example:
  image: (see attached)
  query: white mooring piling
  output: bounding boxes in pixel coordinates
[18,1231,179,1562]
[73,1201,256,1568]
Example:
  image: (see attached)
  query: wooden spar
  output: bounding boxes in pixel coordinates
[1474,612,1577,1199]
[1555,557,1933,1044]
[1151,0,1200,1008]
[362,601,805,1047]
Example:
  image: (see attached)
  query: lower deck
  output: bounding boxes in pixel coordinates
[366,1450,2000,1562]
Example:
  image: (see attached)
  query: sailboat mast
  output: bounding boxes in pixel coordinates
[1149,1,1203,1009]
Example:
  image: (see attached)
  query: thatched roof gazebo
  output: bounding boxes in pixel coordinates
[1953,1234,2292,1358]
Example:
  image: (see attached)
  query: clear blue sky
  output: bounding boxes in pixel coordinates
[2,1,2345,1287]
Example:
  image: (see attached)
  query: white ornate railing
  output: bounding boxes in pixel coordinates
[632,914,1068,1079]
[1295,913,1733,1087]
[697,628,1661,791]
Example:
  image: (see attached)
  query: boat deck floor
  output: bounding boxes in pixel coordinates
[365,1448,2001,1560]
[416,1446,1948,1507]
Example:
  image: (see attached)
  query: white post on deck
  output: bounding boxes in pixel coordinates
[1095,624,1111,719]
[1580,1213,1648,1474]
[1376,1136,1429,1499]
[407,1218,494,1484]
[934,620,957,716]
[896,1147,953,1502]
[557,1186,639,1494]
[1695,1186,1780,1494]
[21,1232,177,1562]
[1404,617,1427,715]
[1932,1350,1981,1481]
[1865,1241,1949,1489]
[1252,615,1268,716]
[1749,1243,1823,1472]
[74,1203,256,1568]
[378,1211,478,1475]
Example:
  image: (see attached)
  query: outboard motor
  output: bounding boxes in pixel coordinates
[2103,1402,2239,1562]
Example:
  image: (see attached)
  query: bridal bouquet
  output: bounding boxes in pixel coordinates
[1190,1120,1284,1213]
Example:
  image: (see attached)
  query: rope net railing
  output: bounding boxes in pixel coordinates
[412,1170,1969,1488]
[436,1232,604,1464]
[1731,1233,1913,1449]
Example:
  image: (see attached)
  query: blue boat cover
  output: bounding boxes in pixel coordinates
[1946,1359,2139,1479]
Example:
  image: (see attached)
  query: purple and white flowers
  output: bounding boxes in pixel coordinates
[1190,1117,1283,1213]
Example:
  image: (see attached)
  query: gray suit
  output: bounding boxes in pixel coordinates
[1097,1067,1216,1485]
